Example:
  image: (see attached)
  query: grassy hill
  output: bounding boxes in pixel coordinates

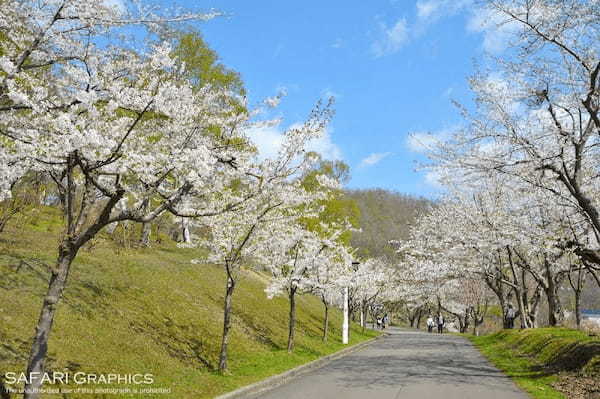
[0,207,377,398]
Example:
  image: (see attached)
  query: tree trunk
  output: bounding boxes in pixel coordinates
[218,275,236,373]
[0,218,8,234]
[546,291,562,326]
[485,273,510,329]
[575,289,581,328]
[416,308,423,330]
[24,245,75,398]
[139,222,151,247]
[526,284,542,328]
[322,300,329,342]
[511,282,527,329]
[515,287,530,329]
[463,310,470,333]
[545,280,564,327]
[457,313,467,333]
[542,258,565,327]
[408,308,417,328]
[568,266,585,329]
[138,198,151,247]
[496,289,510,328]
[287,287,297,353]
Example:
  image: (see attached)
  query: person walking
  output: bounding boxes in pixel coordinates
[437,313,444,334]
[426,314,434,333]
[506,304,516,329]
[376,317,382,329]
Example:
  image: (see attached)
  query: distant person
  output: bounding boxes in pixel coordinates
[506,304,516,329]
[426,315,434,333]
[383,314,389,328]
[376,317,382,329]
[437,313,444,334]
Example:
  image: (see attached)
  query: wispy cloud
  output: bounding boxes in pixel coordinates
[101,0,127,14]
[245,123,342,161]
[416,0,440,19]
[466,7,521,53]
[424,170,444,188]
[359,152,392,168]
[415,0,519,54]
[331,38,344,49]
[321,87,341,100]
[272,42,285,59]
[371,18,409,58]
[406,128,453,153]
[416,0,472,22]
[442,87,454,98]
[370,1,470,58]
[369,0,515,58]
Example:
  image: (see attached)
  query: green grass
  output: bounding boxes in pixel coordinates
[468,328,600,399]
[0,207,379,398]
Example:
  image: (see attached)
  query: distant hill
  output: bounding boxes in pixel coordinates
[345,189,433,259]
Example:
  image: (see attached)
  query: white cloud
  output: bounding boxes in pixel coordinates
[359,152,392,168]
[245,123,342,161]
[413,0,519,54]
[321,87,341,100]
[466,7,520,53]
[371,18,409,57]
[101,0,127,15]
[416,1,439,19]
[306,127,343,160]
[442,87,454,97]
[406,129,452,153]
[416,0,473,23]
[331,38,344,49]
[424,170,444,188]
[244,124,284,160]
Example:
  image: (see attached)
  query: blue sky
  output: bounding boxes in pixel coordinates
[170,0,507,198]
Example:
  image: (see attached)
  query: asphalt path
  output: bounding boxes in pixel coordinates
[250,328,529,399]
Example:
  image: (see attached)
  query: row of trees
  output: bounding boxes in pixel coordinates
[0,1,405,397]
[393,0,600,334]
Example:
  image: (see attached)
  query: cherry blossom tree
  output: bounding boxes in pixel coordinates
[188,102,336,369]
[398,176,577,329]
[263,226,326,352]
[262,215,353,351]
[424,0,600,279]
[0,1,252,395]
[348,258,392,329]
[310,245,349,341]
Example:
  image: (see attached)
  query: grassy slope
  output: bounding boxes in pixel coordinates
[0,207,378,398]
[469,328,600,399]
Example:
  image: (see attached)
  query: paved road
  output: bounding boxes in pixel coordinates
[250,328,528,399]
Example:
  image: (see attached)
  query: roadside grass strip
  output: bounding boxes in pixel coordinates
[469,328,600,399]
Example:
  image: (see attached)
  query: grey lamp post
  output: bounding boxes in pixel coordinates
[351,261,362,329]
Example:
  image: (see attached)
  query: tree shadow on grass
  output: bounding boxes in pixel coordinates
[538,340,600,373]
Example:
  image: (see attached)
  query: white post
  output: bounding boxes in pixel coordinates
[182,217,191,243]
[342,286,349,344]
[360,304,364,328]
